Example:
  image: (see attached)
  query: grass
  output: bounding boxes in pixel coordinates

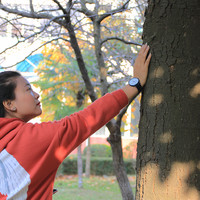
[53,175,136,200]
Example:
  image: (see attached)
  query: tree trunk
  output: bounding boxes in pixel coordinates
[93,16,134,199]
[77,145,83,188]
[64,18,97,102]
[136,0,200,199]
[64,12,133,198]
[93,20,108,95]
[85,137,91,178]
[108,123,134,200]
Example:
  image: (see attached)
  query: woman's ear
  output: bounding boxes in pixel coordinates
[3,100,16,112]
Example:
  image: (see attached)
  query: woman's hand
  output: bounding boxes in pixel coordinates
[122,44,151,102]
[133,44,151,86]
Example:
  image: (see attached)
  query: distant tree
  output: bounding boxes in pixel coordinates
[33,43,96,121]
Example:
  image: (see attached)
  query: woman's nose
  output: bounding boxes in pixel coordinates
[34,91,40,99]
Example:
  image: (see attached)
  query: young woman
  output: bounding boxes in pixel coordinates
[0,44,151,199]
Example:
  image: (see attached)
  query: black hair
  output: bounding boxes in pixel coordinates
[0,71,21,117]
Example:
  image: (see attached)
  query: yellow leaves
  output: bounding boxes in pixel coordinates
[98,9,106,15]
[41,43,70,65]
[76,30,84,38]
[91,77,97,82]
[131,112,135,119]
[40,109,55,122]
[122,113,128,122]
[131,124,138,130]
[35,41,91,121]
[131,106,136,113]
[63,96,76,107]
[55,68,59,74]
[50,52,68,64]
[120,126,129,133]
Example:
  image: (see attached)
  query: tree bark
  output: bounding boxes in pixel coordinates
[108,124,134,200]
[64,16,97,102]
[136,0,200,199]
[77,145,83,188]
[93,19,108,95]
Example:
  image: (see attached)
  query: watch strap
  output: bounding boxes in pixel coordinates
[128,78,143,93]
[135,82,143,93]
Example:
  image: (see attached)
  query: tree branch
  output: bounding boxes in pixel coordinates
[29,0,34,13]
[73,0,95,21]
[0,3,63,25]
[116,104,130,126]
[97,0,131,23]
[66,0,73,14]
[0,37,70,69]
[101,36,142,46]
[52,0,67,15]
[0,15,67,55]
[0,17,23,38]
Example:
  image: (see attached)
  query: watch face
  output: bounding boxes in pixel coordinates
[129,78,139,86]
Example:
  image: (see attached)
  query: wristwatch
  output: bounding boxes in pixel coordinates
[128,77,143,93]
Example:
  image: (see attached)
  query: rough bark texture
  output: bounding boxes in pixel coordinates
[136,0,200,199]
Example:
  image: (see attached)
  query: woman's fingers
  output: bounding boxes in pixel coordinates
[144,45,150,56]
[138,44,150,62]
[138,44,147,55]
[145,52,152,68]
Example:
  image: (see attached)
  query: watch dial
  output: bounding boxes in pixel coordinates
[130,78,139,85]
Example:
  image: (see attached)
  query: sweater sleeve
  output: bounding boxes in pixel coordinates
[54,89,128,162]
[18,89,128,168]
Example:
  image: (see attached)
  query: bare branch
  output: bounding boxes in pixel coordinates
[73,0,95,20]
[101,37,142,46]
[0,37,70,69]
[0,15,67,55]
[29,0,34,13]
[52,0,67,15]
[0,17,23,38]
[66,0,73,13]
[98,0,131,23]
[94,0,100,13]
[0,3,63,25]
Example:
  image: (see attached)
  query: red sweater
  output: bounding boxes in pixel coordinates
[0,89,128,200]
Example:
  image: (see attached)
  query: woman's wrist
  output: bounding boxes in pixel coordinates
[122,84,140,102]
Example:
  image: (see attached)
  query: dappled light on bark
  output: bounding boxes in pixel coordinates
[190,82,200,98]
[150,66,165,79]
[197,162,200,170]
[191,68,200,77]
[159,131,173,144]
[148,94,164,107]
[137,0,200,198]
[138,162,200,200]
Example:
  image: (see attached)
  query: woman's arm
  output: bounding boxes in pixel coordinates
[122,44,151,102]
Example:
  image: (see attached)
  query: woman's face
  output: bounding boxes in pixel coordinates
[12,76,42,122]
